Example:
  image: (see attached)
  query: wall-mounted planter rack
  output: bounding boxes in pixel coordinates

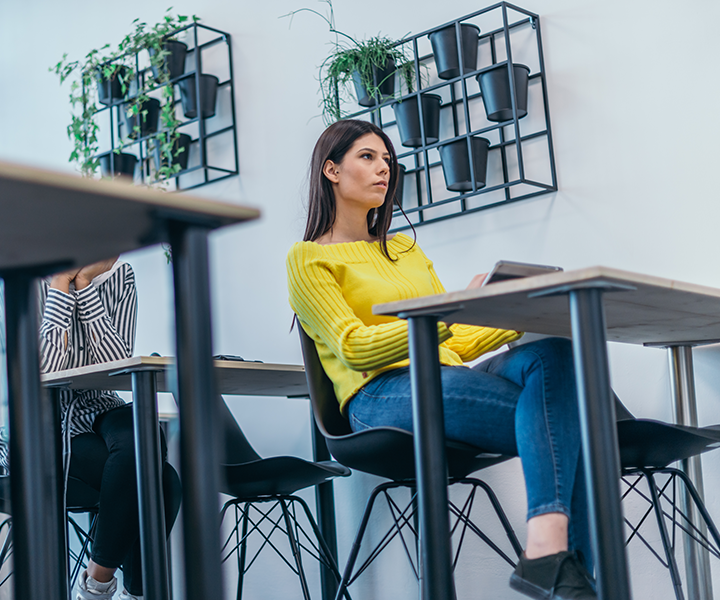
[92,22,239,191]
[345,2,556,230]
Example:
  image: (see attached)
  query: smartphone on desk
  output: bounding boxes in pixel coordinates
[483,260,563,286]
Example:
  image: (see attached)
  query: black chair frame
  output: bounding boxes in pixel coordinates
[217,395,351,600]
[622,466,720,600]
[336,477,522,598]
[221,494,348,600]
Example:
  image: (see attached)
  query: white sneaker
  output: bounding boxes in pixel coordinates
[118,589,143,600]
[76,570,118,600]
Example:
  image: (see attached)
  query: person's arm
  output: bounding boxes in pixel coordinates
[423,254,523,361]
[287,245,452,372]
[39,270,79,373]
[75,262,137,364]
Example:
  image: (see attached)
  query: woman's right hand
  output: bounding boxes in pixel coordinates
[466,273,488,289]
[50,268,80,294]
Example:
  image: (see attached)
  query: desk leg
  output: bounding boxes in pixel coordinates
[668,346,713,600]
[406,316,455,600]
[310,415,339,600]
[131,370,169,600]
[3,274,67,600]
[169,223,224,600]
[568,288,630,600]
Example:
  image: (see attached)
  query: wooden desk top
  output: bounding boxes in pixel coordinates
[42,356,309,398]
[0,161,260,271]
[374,266,720,346]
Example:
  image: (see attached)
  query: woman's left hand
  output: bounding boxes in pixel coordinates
[74,257,118,290]
[466,273,488,289]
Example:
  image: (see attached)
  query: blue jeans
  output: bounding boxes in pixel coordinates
[347,337,591,570]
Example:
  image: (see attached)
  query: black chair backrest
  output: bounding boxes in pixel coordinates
[217,395,262,465]
[298,323,352,439]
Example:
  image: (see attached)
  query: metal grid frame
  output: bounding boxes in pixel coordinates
[346,2,557,230]
[91,22,239,191]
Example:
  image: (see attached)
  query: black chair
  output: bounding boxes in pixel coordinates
[298,324,523,600]
[217,396,351,600]
[616,402,720,600]
[0,474,100,590]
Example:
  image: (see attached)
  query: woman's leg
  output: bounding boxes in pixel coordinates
[82,405,140,584]
[347,338,589,565]
[475,338,591,570]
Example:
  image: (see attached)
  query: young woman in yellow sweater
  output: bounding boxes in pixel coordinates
[287,119,596,600]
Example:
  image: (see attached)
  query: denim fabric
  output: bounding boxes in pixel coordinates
[347,337,591,569]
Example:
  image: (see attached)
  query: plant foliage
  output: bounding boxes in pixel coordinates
[51,8,198,183]
[283,1,416,124]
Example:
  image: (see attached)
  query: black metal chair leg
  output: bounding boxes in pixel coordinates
[236,503,249,600]
[293,496,351,600]
[670,468,720,549]
[334,483,392,600]
[280,498,312,600]
[644,471,685,600]
[461,478,523,558]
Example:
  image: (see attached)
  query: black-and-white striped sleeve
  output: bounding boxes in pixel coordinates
[77,264,137,364]
[39,288,76,373]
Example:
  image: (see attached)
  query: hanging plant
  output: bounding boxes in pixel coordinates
[52,8,197,183]
[51,47,133,176]
[283,0,417,124]
[119,9,198,183]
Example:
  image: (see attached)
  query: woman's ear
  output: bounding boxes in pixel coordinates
[323,160,340,184]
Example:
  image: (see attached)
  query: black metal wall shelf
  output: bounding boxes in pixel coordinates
[345,2,556,230]
[93,22,239,191]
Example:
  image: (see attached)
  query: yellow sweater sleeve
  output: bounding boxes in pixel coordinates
[423,252,523,360]
[287,242,452,372]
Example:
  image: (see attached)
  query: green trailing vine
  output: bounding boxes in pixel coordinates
[283,0,417,124]
[52,8,198,183]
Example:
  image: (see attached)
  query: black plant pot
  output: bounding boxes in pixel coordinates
[154,133,192,172]
[394,164,406,206]
[100,152,137,179]
[392,94,441,147]
[122,97,161,139]
[97,66,127,106]
[149,41,188,81]
[428,23,480,80]
[477,63,530,122]
[352,58,396,107]
[179,74,219,119]
[438,137,490,192]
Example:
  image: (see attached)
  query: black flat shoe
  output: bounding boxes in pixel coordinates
[509,551,597,600]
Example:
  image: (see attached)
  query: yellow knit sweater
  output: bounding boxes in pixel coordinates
[287,233,522,413]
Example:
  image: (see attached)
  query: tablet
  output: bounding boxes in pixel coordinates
[483,260,563,285]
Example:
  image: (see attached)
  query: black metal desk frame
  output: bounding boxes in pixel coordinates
[395,282,634,600]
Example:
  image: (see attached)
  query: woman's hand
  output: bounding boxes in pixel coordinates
[466,273,488,290]
[74,257,118,290]
[50,268,80,294]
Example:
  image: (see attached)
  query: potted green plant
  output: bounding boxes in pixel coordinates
[284,1,415,124]
[119,10,198,182]
[51,47,132,176]
[52,8,197,182]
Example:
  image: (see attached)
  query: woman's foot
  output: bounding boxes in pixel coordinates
[76,570,117,600]
[118,589,143,600]
[509,551,596,599]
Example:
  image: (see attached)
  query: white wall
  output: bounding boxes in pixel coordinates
[2,0,720,598]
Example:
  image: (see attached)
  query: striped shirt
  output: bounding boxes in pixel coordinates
[40,260,137,437]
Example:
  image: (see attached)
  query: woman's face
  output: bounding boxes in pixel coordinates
[324,133,390,211]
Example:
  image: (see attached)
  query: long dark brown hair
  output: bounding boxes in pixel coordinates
[304,119,413,260]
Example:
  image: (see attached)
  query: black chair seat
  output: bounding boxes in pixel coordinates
[618,419,720,469]
[222,457,350,499]
[326,426,507,481]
